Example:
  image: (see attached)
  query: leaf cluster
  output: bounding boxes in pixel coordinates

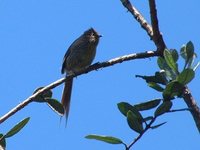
[85,41,199,150]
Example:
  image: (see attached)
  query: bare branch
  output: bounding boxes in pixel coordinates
[120,0,153,39]
[148,0,166,53]
[0,50,159,124]
[182,87,200,132]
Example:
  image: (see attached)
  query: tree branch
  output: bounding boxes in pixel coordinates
[148,0,166,53]
[127,117,156,149]
[120,0,200,133]
[120,0,153,39]
[182,87,200,132]
[148,0,200,132]
[0,50,159,124]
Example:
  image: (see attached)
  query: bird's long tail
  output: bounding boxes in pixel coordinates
[61,77,73,122]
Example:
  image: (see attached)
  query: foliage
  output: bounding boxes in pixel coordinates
[0,87,64,149]
[0,118,30,149]
[85,41,199,150]
[33,87,64,116]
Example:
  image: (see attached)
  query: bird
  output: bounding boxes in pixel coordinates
[61,28,101,122]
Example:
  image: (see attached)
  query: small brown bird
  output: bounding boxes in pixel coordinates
[61,28,101,121]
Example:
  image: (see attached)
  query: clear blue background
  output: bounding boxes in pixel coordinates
[0,0,199,149]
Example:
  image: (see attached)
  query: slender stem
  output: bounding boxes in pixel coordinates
[127,117,156,149]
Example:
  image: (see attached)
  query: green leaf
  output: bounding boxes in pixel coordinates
[154,101,172,117]
[136,71,168,85]
[157,57,176,80]
[4,117,30,138]
[164,49,178,74]
[43,90,53,99]
[85,135,123,144]
[186,41,194,60]
[0,134,6,149]
[163,81,184,100]
[118,102,132,116]
[33,87,53,102]
[117,102,132,116]
[171,49,179,62]
[187,55,196,69]
[182,41,195,69]
[177,68,195,85]
[46,98,65,116]
[127,110,143,134]
[180,45,187,59]
[143,116,154,122]
[117,102,143,120]
[151,122,167,129]
[155,71,168,85]
[134,99,161,111]
[148,82,164,92]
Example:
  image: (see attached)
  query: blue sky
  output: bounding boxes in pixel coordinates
[0,0,199,149]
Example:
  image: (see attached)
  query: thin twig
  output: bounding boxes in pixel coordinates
[127,106,192,149]
[120,0,153,39]
[127,117,156,149]
[148,0,166,54]
[0,50,159,124]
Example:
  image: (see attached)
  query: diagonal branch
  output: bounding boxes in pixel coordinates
[182,87,200,132]
[148,0,166,53]
[0,50,159,124]
[120,0,153,39]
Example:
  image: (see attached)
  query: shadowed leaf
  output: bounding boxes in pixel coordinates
[171,49,179,62]
[33,87,53,102]
[187,55,196,69]
[117,102,143,121]
[127,110,143,134]
[0,134,6,149]
[181,41,195,69]
[46,98,64,116]
[148,82,164,92]
[154,102,172,117]
[180,45,187,59]
[177,68,195,85]
[163,81,184,100]
[136,70,168,85]
[134,99,161,111]
[186,41,194,60]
